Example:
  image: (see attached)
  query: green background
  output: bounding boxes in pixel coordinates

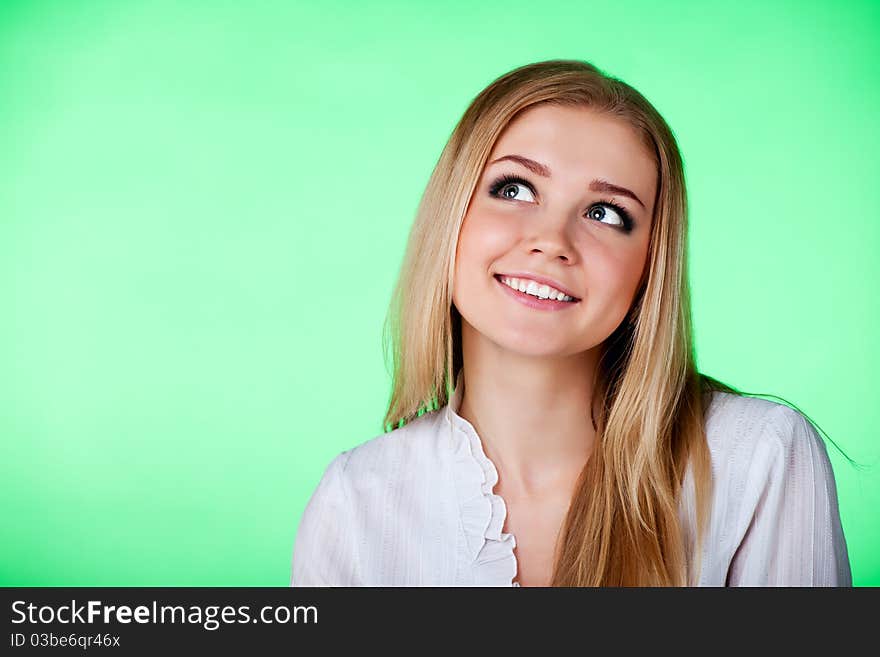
[1,0,877,586]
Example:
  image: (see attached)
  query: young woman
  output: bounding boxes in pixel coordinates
[290,60,852,587]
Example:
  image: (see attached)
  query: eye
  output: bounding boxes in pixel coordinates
[488,173,635,234]
[488,174,537,203]
[588,201,634,232]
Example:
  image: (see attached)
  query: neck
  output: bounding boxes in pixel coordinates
[456,322,601,501]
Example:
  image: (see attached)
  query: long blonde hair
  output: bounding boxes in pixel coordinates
[381,59,746,585]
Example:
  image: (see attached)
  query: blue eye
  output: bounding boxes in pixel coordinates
[586,203,630,230]
[487,173,635,233]
[489,174,537,203]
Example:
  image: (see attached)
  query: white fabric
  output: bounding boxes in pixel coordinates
[290,373,852,587]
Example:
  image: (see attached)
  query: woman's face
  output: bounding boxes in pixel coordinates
[452,104,658,358]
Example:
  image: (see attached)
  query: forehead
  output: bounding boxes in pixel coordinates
[488,104,657,204]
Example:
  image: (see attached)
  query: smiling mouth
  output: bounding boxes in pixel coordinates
[493,274,581,304]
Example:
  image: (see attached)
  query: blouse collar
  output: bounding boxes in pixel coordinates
[442,370,521,587]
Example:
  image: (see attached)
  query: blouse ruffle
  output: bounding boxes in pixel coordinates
[445,406,520,587]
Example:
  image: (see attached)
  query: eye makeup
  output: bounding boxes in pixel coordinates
[487,173,636,234]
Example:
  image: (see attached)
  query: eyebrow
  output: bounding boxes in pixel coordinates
[488,154,646,209]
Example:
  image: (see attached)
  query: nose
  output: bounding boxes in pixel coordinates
[524,213,576,263]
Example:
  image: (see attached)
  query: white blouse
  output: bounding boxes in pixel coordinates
[290,374,852,587]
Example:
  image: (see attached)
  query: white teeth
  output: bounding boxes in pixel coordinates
[500,276,574,302]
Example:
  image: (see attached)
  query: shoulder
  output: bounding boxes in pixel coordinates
[330,409,450,495]
[699,390,851,586]
[703,390,829,480]
[704,390,817,450]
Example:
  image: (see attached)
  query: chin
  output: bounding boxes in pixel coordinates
[491,329,574,358]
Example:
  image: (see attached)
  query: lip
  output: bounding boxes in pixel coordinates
[494,271,580,300]
[494,275,581,311]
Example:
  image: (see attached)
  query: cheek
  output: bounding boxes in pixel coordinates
[456,210,516,274]
[453,211,513,312]
[586,244,648,311]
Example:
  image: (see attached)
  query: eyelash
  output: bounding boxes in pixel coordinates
[487,173,635,233]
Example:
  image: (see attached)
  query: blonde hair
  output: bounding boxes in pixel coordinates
[381,59,739,586]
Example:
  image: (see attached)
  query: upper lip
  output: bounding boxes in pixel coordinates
[494,271,581,300]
